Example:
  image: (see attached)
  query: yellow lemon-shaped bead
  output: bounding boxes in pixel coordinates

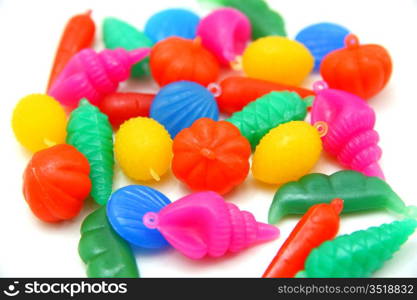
[252,121,322,185]
[115,117,173,181]
[242,36,314,86]
[12,94,67,152]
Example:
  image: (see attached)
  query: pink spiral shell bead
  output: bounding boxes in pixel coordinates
[48,48,150,107]
[196,8,251,66]
[143,191,279,259]
[311,81,384,179]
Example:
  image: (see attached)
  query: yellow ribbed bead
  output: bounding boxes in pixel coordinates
[115,117,173,181]
[242,36,314,86]
[12,94,67,152]
[252,121,322,185]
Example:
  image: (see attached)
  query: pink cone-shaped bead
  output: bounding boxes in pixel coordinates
[311,81,385,179]
[196,8,251,66]
[143,191,279,259]
[48,48,150,107]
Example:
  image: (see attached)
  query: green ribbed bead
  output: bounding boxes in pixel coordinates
[296,219,417,278]
[67,99,114,205]
[226,91,308,149]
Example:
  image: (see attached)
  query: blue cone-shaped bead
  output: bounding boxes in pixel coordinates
[144,8,200,43]
[150,81,219,138]
[106,185,171,249]
[295,22,350,71]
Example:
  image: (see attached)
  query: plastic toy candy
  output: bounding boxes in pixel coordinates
[199,0,286,38]
[114,117,172,181]
[46,10,95,90]
[107,187,280,259]
[48,48,150,107]
[150,81,219,138]
[98,92,155,128]
[320,34,392,99]
[252,121,323,185]
[103,17,153,77]
[213,76,315,114]
[79,207,139,278]
[196,8,251,66]
[263,199,343,278]
[242,36,314,86]
[106,185,172,248]
[295,22,349,71]
[12,94,67,152]
[144,8,200,43]
[296,219,417,278]
[150,37,220,87]
[172,118,251,195]
[226,91,308,149]
[311,81,384,179]
[269,171,417,224]
[23,144,91,222]
[67,99,114,205]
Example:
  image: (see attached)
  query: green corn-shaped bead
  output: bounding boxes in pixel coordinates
[67,99,114,205]
[103,17,153,78]
[296,219,417,278]
[226,91,308,149]
[79,206,139,278]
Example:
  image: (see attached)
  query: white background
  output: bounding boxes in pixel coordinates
[1,0,417,277]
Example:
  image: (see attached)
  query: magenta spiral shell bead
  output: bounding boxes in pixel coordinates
[48,48,150,107]
[311,81,384,179]
[143,191,279,259]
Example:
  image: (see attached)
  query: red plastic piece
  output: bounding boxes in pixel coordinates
[150,37,220,87]
[23,144,91,222]
[46,10,95,90]
[263,198,343,278]
[99,92,155,128]
[214,76,315,114]
[320,34,392,99]
[172,118,251,195]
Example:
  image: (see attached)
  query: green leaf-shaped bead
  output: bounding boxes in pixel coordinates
[296,219,417,278]
[198,0,286,38]
[67,99,114,205]
[268,170,417,224]
[79,206,139,278]
[226,91,307,149]
[103,17,153,78]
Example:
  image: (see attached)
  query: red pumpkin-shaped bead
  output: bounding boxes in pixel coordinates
[320,34,392,99]
[150,36,220,86]
[99,92,155,128]
[23,144,91,222]
[172,118,251,195]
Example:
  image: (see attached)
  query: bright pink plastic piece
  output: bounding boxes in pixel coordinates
[48,48,150,107]
[196,8,251,66]
[143,191,279,259]
[311,81,384,179]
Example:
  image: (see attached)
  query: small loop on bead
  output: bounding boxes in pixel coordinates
[143,212,159,229]
[345,34,359,48]
[313,81,328,93]
[207,82,222,98]
[314,121,328,137]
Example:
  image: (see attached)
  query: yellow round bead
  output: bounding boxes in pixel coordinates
[12,94,67,152]
[115,117,173,181]
[242,36,314,86]
[252,121,322,185]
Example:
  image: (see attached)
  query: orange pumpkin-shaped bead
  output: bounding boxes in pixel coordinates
[23,144,91,222]
[172,118,251,195]
[150,36,220,86]
[320,34,392,99]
